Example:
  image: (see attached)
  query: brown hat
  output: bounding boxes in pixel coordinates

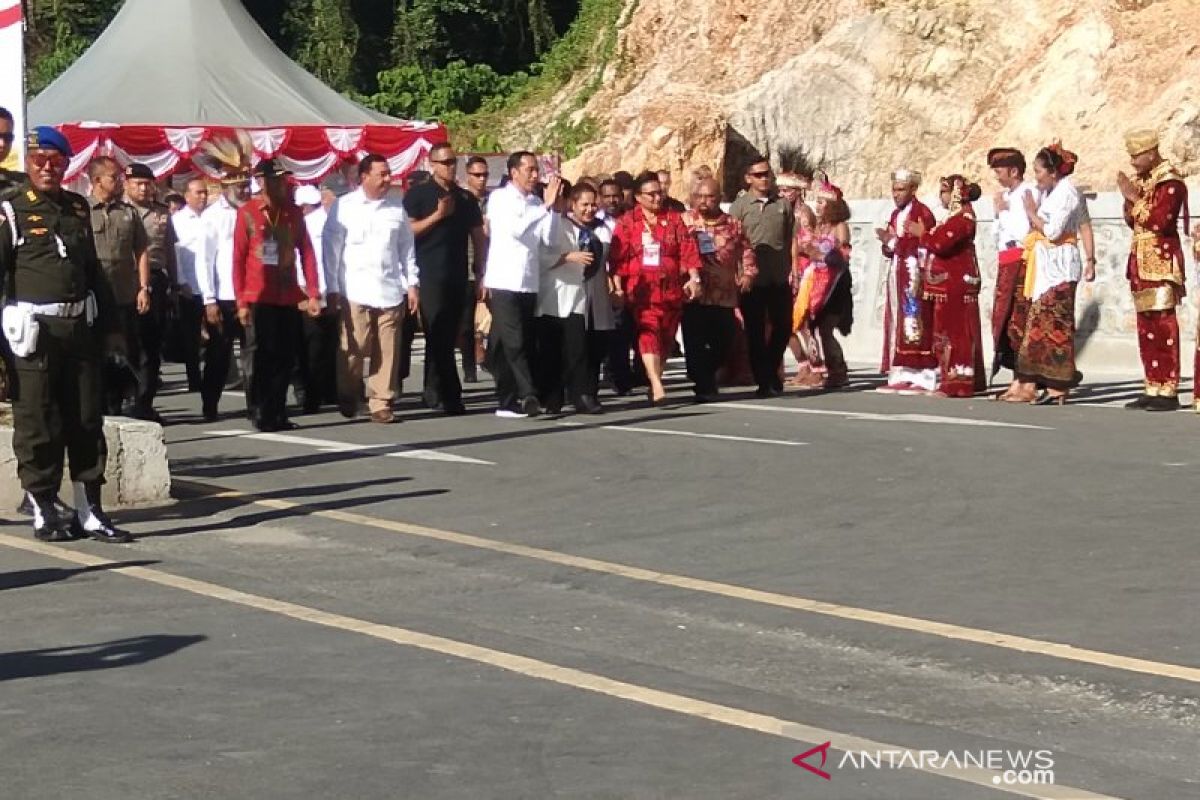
[987,148,1026,171]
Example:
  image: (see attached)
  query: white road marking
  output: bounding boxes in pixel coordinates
[206,429,494,465]
[0,533,1126,800]
[720,402,1053,430]
[557,421,806,447]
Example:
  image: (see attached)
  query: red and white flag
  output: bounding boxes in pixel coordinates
[0,0,25,169]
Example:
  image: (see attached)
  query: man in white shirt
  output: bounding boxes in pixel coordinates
[197,177,251,422]
[293,183,340,414]
[171,176,210,393]
[483,151,561,418]
[987,147,1036,381]
[324,154,419,424]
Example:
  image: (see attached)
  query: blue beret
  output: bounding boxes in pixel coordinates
[26,126,74,158]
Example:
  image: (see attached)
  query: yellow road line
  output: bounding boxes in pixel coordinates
[0,533,1122,800]
[176,487,1200,686]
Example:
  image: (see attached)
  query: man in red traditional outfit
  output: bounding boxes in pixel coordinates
[875,168,938,394]
[986,148,1036,383]
[1117,128,1189,412]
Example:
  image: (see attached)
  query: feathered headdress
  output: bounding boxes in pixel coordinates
[812,170,843,201]
[195,130,254,185]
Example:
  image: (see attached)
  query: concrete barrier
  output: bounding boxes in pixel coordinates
[841,185,1200,379]
[0,408,171,512]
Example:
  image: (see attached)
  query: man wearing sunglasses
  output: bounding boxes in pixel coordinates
[0,126,132,543]
[730,155,795,397]
[403,143,485,415]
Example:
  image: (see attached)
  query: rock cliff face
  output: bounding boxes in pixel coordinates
[558,0,1200,197]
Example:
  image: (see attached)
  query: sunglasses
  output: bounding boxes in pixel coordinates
[467,171,489,178]
[30,152,68,170]
[431,158,458,166]
[748,171,771,179]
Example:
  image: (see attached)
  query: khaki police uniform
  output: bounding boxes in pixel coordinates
[89,193,147,414]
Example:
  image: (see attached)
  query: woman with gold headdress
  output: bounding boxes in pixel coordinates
[911,176,986,398]
[1008,142,1088,405]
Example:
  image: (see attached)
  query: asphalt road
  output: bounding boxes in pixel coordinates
[2,358,1198,800]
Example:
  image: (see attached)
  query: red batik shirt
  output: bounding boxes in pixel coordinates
[1124,162,1189,295]
[610,206,701,307]
[680,210,757,308]
[232,196,320,309]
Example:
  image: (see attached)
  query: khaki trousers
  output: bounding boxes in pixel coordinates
[338,301,405,414]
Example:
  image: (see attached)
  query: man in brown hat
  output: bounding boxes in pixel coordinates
[232,158,321,431]
[1116,128,1189,412]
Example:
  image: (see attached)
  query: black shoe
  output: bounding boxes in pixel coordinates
[1146,396,1181,412]
[132,406,164,425]
[84,510,134,544]
[202,403,219,423]
[771,376,784,393]
[754,385,773,399]
[574,395,603,415]
[521,395,542,417]
[29,494,81,542]
[694,391,720,404]
[338,399,359,419]
[463,369,479,384]
[1125,395,1151,410]
[443,402,467,417]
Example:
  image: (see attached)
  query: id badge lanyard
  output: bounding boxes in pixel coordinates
[641,219,661,269]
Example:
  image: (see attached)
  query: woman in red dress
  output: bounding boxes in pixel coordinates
[610,171,701,404]
[914,176,987,398]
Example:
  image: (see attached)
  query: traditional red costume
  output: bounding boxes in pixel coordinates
[880,174,938,391]
[922,183,987,398]
[1122,129,1189,401]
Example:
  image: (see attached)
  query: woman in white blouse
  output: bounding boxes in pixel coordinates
[1009,144,1092,405]
[535,182,612,414]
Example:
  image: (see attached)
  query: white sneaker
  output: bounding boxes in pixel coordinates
[495,408,528,419]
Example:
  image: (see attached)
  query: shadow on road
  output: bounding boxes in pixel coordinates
[0,561,162,591]
[0,634,206,682]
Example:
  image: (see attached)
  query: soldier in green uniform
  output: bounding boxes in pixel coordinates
[0,127,132,543]
[125,162,177,422]
[0,106,25,401]
[87,155,150,417]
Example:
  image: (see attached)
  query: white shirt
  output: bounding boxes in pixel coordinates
[198,195,239,303]
[995,182,1036,251]
[171,206,208,294]
[296,206,334,308]
[483,183,557,293]
[323,189,418,309]
[1030,177,1087,300]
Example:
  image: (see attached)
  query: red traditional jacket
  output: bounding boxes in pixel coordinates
[233,196,320,309]
[881,198,936,262]
[610,206,700,307]
[921,203,981,301]
[1124,161,1189,306]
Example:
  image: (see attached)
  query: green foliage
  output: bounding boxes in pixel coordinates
[23,0,125,95]
[284,0,360,92]
[367,60,527,121]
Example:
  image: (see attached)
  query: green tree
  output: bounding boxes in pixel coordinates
[283,0,361,92]
[24,0,125,94]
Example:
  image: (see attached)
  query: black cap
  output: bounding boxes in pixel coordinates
[125,163,155,180]
[252,158,293,180]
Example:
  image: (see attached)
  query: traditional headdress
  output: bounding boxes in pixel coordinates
[775,172,806,190]
[1123,128,1160,157]
[813,171,843,201]
[1043,140,1077,177]
[890,168,921,188]
[986,147,1026,172]
[195,130,254,185]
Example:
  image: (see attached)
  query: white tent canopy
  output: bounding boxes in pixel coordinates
[29,0,444,181]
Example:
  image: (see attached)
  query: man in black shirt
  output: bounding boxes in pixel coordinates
[403,143,486,415]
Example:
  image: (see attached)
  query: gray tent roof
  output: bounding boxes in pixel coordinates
[30,0,401,127]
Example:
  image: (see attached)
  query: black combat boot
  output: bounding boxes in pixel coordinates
[72,482,134,544]
[28,493,79,543]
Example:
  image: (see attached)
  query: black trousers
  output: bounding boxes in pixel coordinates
[11,315,106,496]
[200,300,245,412]
[605,307,638,393]
[487,289,538,410]
[586,329,609,398]
[459,281,477,375]
[132,269,169,413]
[177,294,204,391]
[294,308,339,411]
[682,304,736,396]
[103,304,143,416]
[243,304,300,428]
[741,284,793,391]
[420,278,467,409]
[536,313,588,409]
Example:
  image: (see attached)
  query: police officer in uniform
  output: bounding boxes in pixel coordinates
[0,127,132,543]
[87,156,150,416]
[125,162,176,422]
[0,105,25,402]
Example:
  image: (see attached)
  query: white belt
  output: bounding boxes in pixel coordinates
[16,300,87,318]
